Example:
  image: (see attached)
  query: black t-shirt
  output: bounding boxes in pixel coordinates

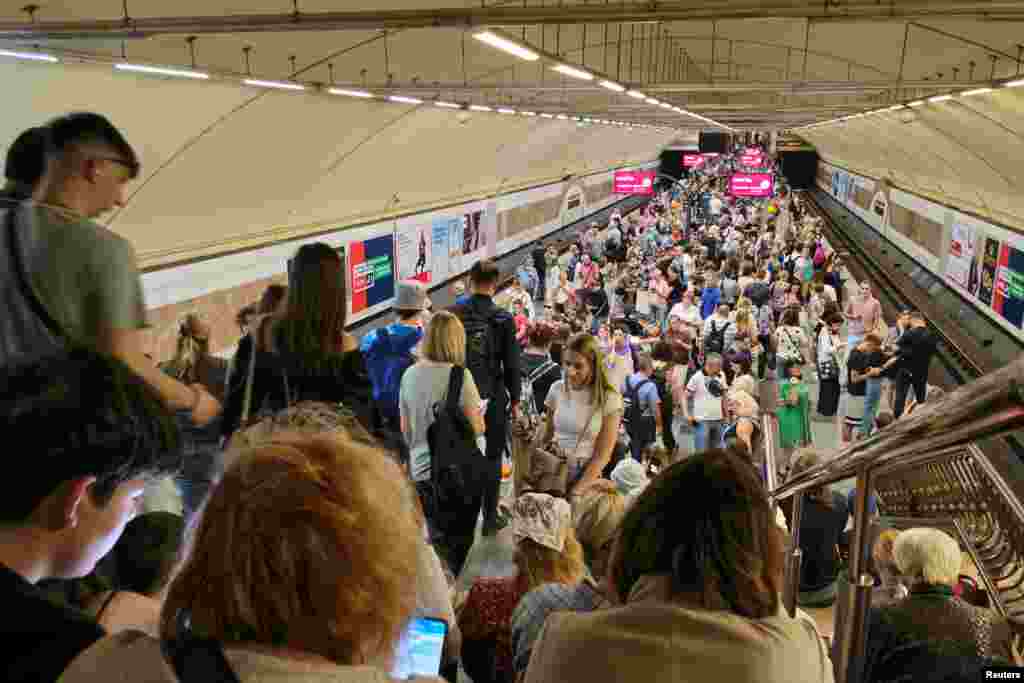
[787,491,850,592]
[847,348,884,398]
[0,563,105,682]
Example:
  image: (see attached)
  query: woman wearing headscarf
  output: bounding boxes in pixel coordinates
[458,493,586,683]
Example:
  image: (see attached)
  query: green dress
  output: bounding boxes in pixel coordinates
[777,380,812,448]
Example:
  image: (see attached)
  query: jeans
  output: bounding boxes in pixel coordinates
[671,415,690,460]
[649,303,666,330]
[861,377,883,437]
[693,419,724,453]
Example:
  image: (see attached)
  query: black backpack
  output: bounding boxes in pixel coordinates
[705,320,731,355]
[623,376,656,457]
[452,303,506,400]
[651,367,676,453]
[426,367,485,512]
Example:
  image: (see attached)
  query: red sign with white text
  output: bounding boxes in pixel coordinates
[729,173,775,198]
[682,153,705,168]
[741,152,764,166]
[614,170,656,195]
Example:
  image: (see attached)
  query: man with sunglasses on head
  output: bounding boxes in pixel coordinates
[0,112,220,427]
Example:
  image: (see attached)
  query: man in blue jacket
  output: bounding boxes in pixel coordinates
[361,280,430,432]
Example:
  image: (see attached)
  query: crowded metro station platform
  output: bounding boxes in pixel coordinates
[3,7,1024,683]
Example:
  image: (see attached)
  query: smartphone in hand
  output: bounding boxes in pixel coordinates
[392,617,449,681]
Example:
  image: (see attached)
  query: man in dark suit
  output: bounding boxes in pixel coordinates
[884,311,937,418]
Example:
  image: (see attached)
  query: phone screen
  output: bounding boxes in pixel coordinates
[391,617,448,680]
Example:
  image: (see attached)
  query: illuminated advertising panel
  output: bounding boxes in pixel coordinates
[729,173,774,198]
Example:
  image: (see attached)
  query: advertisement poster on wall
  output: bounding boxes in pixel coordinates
[430,217,456,283]
[987,240,1024,328]
[977,237,999,307]
[870,192,888,230]
[946,219,980,294]
[831,170,852,206]
[395,219,432,285]
[349,234,395,315]
[460,205,489,272]
[485,202,498,258]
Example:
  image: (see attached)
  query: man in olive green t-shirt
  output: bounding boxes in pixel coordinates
[2,113,218,426]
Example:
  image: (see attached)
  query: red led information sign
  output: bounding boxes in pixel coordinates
[729,173,775,198]
[682,153,705,168]
[613,170,656,195]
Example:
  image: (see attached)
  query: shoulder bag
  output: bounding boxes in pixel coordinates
[817,329,839,380]
[523,384,597,497]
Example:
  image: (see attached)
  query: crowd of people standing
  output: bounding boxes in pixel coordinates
[0,113,977,683]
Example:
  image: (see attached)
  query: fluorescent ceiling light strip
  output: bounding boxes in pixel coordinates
[556,113,569,119]
[389,95,423,104]
[469,104,493,111]
[115,63,209,79]
[244,79,305,90]
[907,100,925,107]
[627,90,646,99]
[1004,78,1024,87]
[928,94,954,102]
[659,102,673,109]
[329,87,373,98]
[0,49,58,63]
[645,98,660,105]
[539,113,554,118]
[473,31,540,61]
[434,101,462,108]
[521,110,537,116]
[599,80,626,92]
[498,107,517,114]
[885,105,903,111]
[961,87,993,96]
[552,64,594,80]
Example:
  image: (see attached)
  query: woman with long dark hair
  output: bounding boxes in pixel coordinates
[222,243,374,437]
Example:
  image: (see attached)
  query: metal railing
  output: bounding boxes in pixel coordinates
[766,353,1024,683]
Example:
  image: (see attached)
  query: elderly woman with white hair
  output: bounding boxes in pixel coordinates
[861,527,1014,683]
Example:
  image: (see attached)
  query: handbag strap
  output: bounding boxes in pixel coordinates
[446,364,465,416]
[562,383,599,461]
[239,334,258,426]
[6,205,68,343]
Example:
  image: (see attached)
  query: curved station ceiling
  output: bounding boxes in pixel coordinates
[4,1,1024,257]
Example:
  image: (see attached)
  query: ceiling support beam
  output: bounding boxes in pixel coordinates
[2,2,1024,40]
[323,79,995,94]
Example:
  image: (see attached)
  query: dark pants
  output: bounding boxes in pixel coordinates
[893,371,928,418]
[482,395,509,534]
[536,268,546,303]
[416,481,482,579]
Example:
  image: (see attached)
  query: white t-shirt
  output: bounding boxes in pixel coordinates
[709,196,723,215]
[686,371,729,422]
[546,380,624,465]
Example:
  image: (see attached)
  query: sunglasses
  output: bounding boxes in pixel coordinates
[93,157,138,178]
